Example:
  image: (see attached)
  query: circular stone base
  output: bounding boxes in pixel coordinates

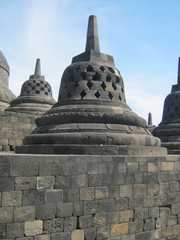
[16,144,167,155]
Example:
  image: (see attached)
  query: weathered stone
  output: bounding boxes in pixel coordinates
[0,207,13,223]
[71,230,84,240]
[64,217,77,231]
[85,227,96,240]
[14,205,35,221]
[2,191,22,206]
[93,213,106,226]
[24,220,43,236]
[44,218,63,233]
[57,202,73,217]
[37,176,55,190]
[95,186,109,199]
[80,187,94,201]
[45,189,63,203]
[111,223,128,236]
[15,177,36,190]
[7,222,24,238]
[36,204,56,220]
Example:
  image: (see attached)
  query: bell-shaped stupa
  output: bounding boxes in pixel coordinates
[17,15,166,155]
[6,59,55,114]
[0,51,15,109]
[153,58,180,154]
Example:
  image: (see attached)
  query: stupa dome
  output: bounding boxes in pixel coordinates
[6,59,55,114]
[17,15,166,155]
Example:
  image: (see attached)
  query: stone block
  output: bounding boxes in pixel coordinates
[147,183,159,195]
[148,162,161,172]
[99,198,114,212]
[24,220,43,236]
[76,162,87,174]
[135,231,151,240]
[173,224,180,235]
[144,219,155,231]
[64,216,77,231]
[10,163,39,176]
[95,186,109,199]
[2,191,22,206]
[23,190,45,205]
[88,174,103,186]
[135,172,142,184]
[111,223,128,236]
[15,177,36,190]
[154,194,167,206]
[167,192,179,204]
[39,162,53,176]
[99,163,107,173]
[127,163,138,172]
[53,163,65,176]
[0,177,14,191]
[121,235,135,240]
[169,181,179,192]
[84,200,99,214]
[159,182,169,194]
[149,207,159,218]
[134,208,148,220]
[158,172,168,182]
[160,207,171,217]
[87,162,98,174]
[7,222,24,238]
[37,176,55,190]
[0,163,10,176]
[143,196,154,207]
[97,225,111,239]
[79,215,93,228]
[71,230,84,240]
[55,176,70,189]
[36,203,56,220]
[80,187,94,201]
[125,173,135,184]
[161,162,174,171]
[162,226,173,238]
[0,207,13,223]
[0,224,6,239]
[130,221,143,234]
[34,235,50,240]
[118,163,126,173]
[45,189,63,203]
[51,232,70,240]
[156,217,167,228]
[93,213,106,226]
[73,201,84,216]
[167,216,177,226]
[112,173,125,185]
[71,175,87,188]
[44,218,63,233]
[14,205,35,221]
[85,227,96,240]
[120,185,132,197]
[106,211,119,226]
[172,203,180,214]
[57,202,73,217]
[63,188,79,202]
[129,197,143,208]
[115,198,128,211]
[133,184,146,197]
[120,210,134,223]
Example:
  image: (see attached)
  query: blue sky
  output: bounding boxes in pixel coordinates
[1,0,180,125]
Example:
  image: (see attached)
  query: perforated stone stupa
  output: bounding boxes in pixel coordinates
[17,15,166,155]
[6,58,55,114]
[0,51,15,109]
[153,58,180,154]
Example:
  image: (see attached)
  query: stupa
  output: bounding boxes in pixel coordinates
[153,58,180,154]
[17,15,166,155]
[0,51,15,109]
[6,58,55,114]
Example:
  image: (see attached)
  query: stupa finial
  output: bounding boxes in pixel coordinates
[178,57,180,85]
[148,112,152,125]
[34,58,41,75]
[85,15,100,52]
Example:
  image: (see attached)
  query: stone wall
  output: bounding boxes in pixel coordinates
[0,154,180,240]
[0,110,37,151]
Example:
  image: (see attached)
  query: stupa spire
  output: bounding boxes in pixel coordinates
[34,58,41,75]
[178,57,180,85]
[85,15,100,52]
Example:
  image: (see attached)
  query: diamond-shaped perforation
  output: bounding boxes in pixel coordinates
[112,83,117,91]
[100,66,105,72]
[121,87,124,93]
[93,72,99,80]
[87,65,94,72]
[116,76,121,83]
[106,75,111,82]
[108,67,115,73]
[119,95,122,101]
[108,92,113,100]
[87,81,93,89]
[80,90,87,99]
[101,82,106,90]
[94,91,100,99]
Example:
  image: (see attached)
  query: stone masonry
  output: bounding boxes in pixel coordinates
[0,153,180,240]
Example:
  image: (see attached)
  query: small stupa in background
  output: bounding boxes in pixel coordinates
[153,58,180,154]
[6,59,55,115]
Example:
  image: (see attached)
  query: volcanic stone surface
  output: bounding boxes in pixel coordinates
[17,15,166,155]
